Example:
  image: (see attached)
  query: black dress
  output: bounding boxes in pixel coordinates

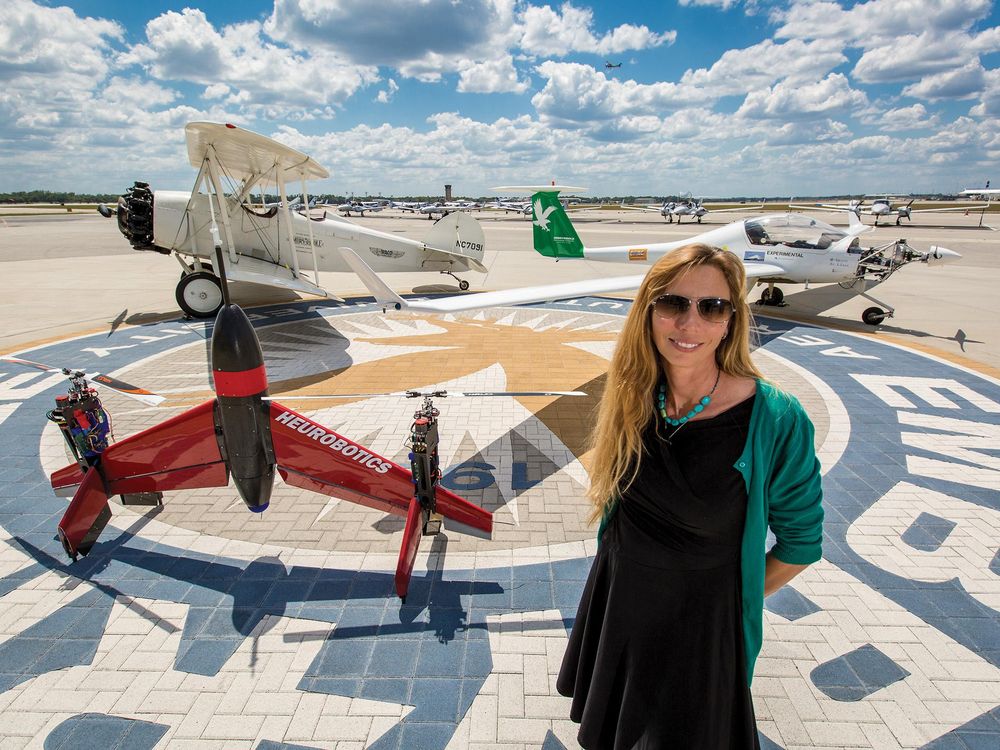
[558,395,759,750]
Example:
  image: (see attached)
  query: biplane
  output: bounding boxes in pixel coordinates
[102,122,487,317]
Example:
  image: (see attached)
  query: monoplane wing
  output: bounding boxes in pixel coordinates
[342,246,647,313]
[341,247,786,314]
[268,402,492,540]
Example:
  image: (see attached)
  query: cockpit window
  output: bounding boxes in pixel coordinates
[744,215,846,250]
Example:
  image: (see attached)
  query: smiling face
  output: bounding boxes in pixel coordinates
[650,264,732,377]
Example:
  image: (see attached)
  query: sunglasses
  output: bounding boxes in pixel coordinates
[650,293,734,324]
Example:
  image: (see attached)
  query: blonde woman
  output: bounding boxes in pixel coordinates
[557,244,824,749]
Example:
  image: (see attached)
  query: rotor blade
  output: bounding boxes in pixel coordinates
[2,356,163,406]
[86,374,165,406]
[0,356,61,373]
[265,390,587,400]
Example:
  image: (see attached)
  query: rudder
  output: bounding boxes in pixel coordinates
[531,192,584,258]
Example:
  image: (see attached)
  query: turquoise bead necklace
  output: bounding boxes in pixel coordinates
[657,368,721,437]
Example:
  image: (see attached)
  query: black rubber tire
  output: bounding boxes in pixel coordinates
[862,306,887,326]
[459,279,470,291]
[760,287,784,306]
[176,271,223,318]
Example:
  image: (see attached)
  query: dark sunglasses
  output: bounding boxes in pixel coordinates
[650,293,734,323]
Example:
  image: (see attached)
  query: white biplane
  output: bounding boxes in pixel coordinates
[101,122,487,317]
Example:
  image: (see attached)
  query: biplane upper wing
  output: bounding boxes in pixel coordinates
[185,122,329,181]
[54,399,229,557]
[268,402,492,540]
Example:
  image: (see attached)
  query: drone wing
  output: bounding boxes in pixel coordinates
[52,399,229,557]
[268,402,492,599]
[268,402,491,536]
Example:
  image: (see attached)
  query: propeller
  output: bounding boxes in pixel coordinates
[1,356,164,406]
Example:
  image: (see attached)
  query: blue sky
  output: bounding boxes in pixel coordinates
[3,0,999,197]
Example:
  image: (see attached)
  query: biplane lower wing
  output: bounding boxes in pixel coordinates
[54,400,229,557]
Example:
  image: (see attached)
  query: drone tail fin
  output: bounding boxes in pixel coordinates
[57,466,112,559]
[532,191,585,258]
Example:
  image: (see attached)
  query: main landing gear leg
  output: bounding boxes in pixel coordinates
[440,271,470,291]
[858,289,895,326]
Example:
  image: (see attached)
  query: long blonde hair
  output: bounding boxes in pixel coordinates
[586,243,762,522]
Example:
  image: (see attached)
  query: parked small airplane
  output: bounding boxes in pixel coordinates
[46,242,494,600]
[623,197,764,223]
[335,200,383,217]
[793,196,986,226]
[97,122,487,317]
[341,187,960,326]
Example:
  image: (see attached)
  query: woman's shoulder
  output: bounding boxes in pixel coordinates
[754,379,810,423]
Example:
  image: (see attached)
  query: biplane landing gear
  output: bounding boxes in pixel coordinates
[440,270,470,290]
[862,306,888,325]
[758,285,784,306]
[176,271,223,318]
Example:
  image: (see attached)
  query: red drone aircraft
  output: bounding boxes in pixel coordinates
[49,257,493,600]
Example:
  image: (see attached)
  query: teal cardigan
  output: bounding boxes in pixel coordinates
[596,379,824,683]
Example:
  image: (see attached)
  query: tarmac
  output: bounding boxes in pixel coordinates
[0,207,997,749]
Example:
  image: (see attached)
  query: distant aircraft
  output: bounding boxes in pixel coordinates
[960,182,1000,200]
[604,61,622,69]
[342,187,961,327]
[334,200,383,217]
[622,196,763,223]
[793,195,987,226]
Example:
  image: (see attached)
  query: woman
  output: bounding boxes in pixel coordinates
[557,243,824,749]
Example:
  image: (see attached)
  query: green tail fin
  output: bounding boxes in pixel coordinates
[531,192,584,258]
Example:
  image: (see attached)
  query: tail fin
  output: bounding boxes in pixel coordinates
[531,191,584,258]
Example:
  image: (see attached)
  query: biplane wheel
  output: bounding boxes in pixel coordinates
[176,271,223,318]
[862,306,887,326]
[459,280,470,291]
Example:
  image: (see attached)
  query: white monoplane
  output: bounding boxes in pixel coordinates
[792,195,986,226]
[98,122,487,317]
[340,187,960,327]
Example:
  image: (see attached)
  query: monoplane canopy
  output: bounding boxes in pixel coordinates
[185,122,329,181]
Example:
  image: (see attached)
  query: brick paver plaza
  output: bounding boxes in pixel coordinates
[0,208,998,749]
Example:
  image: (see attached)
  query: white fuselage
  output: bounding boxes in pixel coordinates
[152,191,475,274]
[578,218,862,285]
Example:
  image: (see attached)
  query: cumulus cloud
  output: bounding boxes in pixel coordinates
[853,29,1000,83]
[265,0,673,84]
[970,68,1000,117]
[458,56,531,94]
[867,103,942,132]
[773,0,992,45]
[737,73,868,120]
[519,3,674,56]
[531,61,709,127]
[122,8,380,114]
[266,0,504,67]
[679,39,847,97]
[903,62,986,100]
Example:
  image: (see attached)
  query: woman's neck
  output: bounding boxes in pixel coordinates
[663,363,720,413]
